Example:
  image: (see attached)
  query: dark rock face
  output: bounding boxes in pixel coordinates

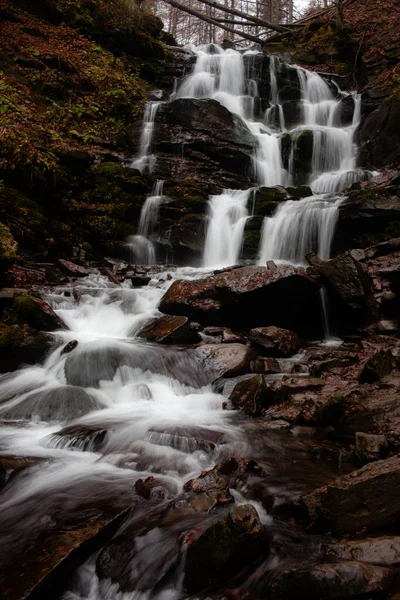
[249,326,302,357]
[183,504,267,594]
[336,182,400,251]
[308,252,377,331]
[0,386,102,421]
[130,98,255,193]
[269,561,393,600]
[159,46,196,89]
[359,348,393,382]
[302,455,400,534]
[159,265,322,337]
[358,98,400,168]
[136,315,201,344]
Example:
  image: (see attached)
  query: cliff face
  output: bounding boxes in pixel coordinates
[0,0,167,269]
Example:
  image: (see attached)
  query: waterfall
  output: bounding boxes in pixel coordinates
[258,194,342,265]
[265,55,286,131]
[126,180,165,265]
[131,101,161,173]
[203,189,251,268]
[138,180,165,238]
[294,66,365,193]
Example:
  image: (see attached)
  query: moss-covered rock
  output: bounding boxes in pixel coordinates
[253,186,288,216]
[11,295,66,331]
[0,324,52,373]
[0,222,18,271]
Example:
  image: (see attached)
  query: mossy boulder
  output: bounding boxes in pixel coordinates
[11,295,66,331]
[253,186,288,216]
[0,222,18,271]
[0,325,52,373]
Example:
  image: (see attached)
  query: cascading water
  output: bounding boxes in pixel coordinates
[202,189,252,268]
[131,101,161,173]
[126,180,165,265]
[258,194,342,265]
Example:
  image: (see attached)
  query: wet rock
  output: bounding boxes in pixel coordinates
[61,339,78,355]
[253,186,289,216]
[249,326,302,357]
[336,377,400,445]
[337,185,400,252]
[194,343,255,383]
[136,315,201,344]
[229,374,266,417]
[146,425,226,453]
[159,265,322,337]
[308,251,377,331]
[183,504,267,594]
[302,455,400,534]
[355,432,388,461]
[11,295,66,331]
[359,348,393,382]
[133,98,255,192]
[0,386,102,421]
[358,98,400,168]
[251,357,281,374]
[57,258,96,277]
[42,423,108,452]
[326,536,400,566]
[269,561,393,600]
[130,274,151,287]
[45,266,68,284]
[0,325,53,373]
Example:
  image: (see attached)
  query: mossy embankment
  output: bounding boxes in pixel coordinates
[0,0,169,267]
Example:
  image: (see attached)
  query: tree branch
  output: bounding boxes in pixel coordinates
[194,0,290,33]
[160,0,264,43]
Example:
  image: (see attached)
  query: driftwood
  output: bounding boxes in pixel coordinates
[194,0,290,33]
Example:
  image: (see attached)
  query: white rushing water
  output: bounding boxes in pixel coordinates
[172,44,366,268]
[258,194,342,265]
[126,180,166,265]
[131,101,161,173]
[202,188,252,268]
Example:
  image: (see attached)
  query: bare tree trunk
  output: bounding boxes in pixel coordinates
[161,0,264,42]
[193,0,290,32]
[335,0,343,28]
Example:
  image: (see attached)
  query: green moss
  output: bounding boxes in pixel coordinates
[0,222,18,268]
[0,326,24,351]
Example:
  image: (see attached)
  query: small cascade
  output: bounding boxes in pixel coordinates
[265,55,286,131]
[203,189,252,268]
[131,101,161,173]
[293,66,365,193]
[138,180,165,237]
[126,180,165,265]
[258,194,342,265]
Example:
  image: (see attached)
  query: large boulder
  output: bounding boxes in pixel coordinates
[193,343,255,383]
[0,385,102,421]
[183,504,267,594]
[269,561,393,600]
[302,455,400,534]
[136,314,201,344]
[159,265,322,337]
[249,326,302,357]
[359,348,393,383]
[326,536,400,567]
[307,252,377,331]
[11,295,66,332]
[129,98,255,193]
[0,325,53,373]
